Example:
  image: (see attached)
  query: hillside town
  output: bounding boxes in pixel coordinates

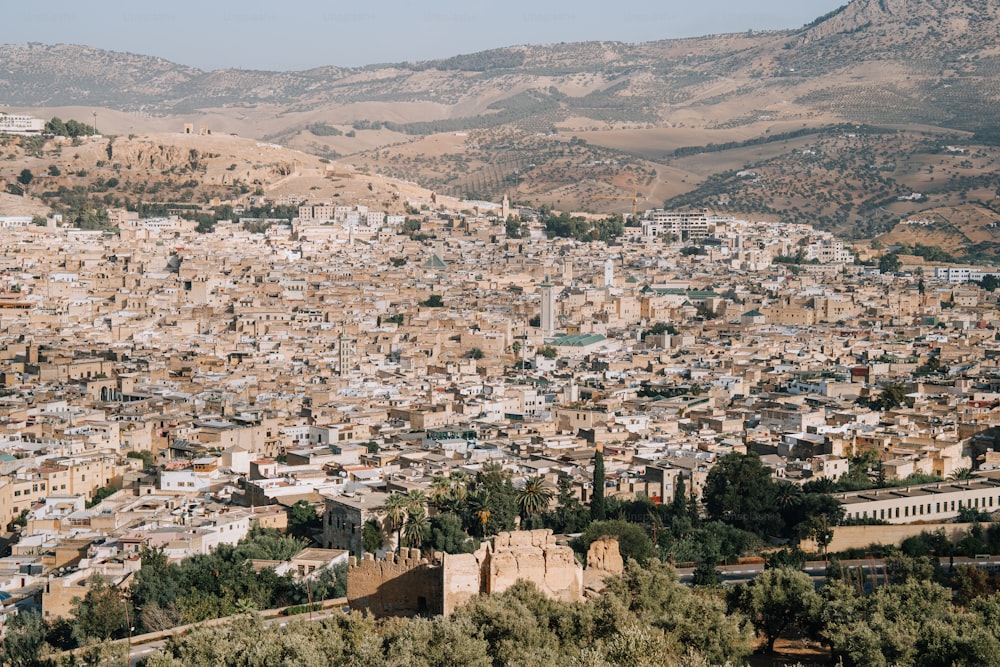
[0,190,999,630]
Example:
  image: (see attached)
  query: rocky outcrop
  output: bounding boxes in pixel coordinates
[108,138,200,172]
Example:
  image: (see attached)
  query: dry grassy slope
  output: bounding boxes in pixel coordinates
[0,132,449,218]
[878,205,1000,254]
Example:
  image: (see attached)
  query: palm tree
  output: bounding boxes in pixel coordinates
[429,475,451,509]
[517,476,553,520]
[477,461,509,492]
[405,489,428,512]
[774,482,803,508]
[382,493,408,554]
[948,468,974,481]
[449,471,470,502]
[403,507,429,551]
[469,489,493,536]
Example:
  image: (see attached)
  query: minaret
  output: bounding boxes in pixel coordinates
[604,259,614,288]
[337,328,354,376]
[540,275,555,337]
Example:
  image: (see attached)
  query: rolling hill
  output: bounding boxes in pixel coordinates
[2,0,999,256]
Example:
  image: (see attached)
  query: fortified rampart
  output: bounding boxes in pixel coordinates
[348,528,621,617]
[347,548,443,616]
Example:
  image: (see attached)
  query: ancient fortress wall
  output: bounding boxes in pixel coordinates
[348,529,621,617]
[347,548,443,616]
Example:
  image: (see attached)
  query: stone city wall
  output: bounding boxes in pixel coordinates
[347,548,443,616]
[350,529,621,618]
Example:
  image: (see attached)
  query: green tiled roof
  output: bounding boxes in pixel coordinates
[422,253,448,268]
[550,333,607,347]
[640,286,719,298]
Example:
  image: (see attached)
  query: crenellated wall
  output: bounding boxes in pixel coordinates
[349,529,619,617]
[347,548,443,616]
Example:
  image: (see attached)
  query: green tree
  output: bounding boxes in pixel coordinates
[572,520,655,565]
[44,117,67,136]
[72,575,133,643]
[466,347,485,359]
[129,547,179,620]
[17,168,33,186]
[878,253,902,274]
[469,489,493,535]
[362,519,383,554]
[382,493,409,553]
[126,449,156,469]
[603,558,754,665]
[703,452,781,536]
[422,294,444,307]
[516,476,553,521]
[0,610,48,667]
[403,507,430,550]
[545,476,590,534]
[505,218,522,238]
[426,512,475,554]
[287,500,321,541]
[591,450,607,521]
[865,382,914,411]
[730,567,820,653]
[537,345,557,359]
[978,274,1000,292]
[692,558,721,587]
[429,475,452,509]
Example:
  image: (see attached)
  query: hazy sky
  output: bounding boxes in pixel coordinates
[5,0,847,71]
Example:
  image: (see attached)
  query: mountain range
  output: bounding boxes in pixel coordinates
[2,0,1000,249]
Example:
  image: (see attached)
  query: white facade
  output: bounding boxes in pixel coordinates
[935,267,1000,284]
[0,113,44,135]
[640,211,733,241]
[837,478,1000,524]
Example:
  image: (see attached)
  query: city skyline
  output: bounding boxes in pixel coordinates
[4,0,847,71]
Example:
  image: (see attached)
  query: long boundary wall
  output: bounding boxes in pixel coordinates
[801,522,978,553]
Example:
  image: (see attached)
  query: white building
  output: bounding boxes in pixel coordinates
[640,210,733,241]
[934,266,1000,284]
[836,475,1000,524]
[0,113,44,135]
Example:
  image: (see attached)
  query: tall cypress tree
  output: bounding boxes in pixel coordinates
[591,450,606,521]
